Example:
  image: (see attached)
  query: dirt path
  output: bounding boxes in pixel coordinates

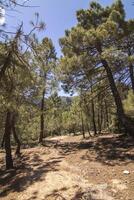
[0,134,134,200]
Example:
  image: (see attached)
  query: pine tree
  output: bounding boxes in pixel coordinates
[59,0,134,136]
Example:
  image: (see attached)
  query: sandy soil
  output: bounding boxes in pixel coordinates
[0,134,134,200]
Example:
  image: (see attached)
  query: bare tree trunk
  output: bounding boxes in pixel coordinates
[90,83,97,135]
[39,89,45,143]
[104,99,109,130]
[11,113,21,156]
[1,133,5,148]
[99,103,103,134]
[91,99,97,135]
[80,94,85,138]
[86,121,90,136]
[100,102,103,132]
[82,95,91,136]
[80,109,85,138]
[4,111,14,170]
[97,95,103,134]
[97,108,100,133]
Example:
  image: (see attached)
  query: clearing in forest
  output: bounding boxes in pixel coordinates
[0,134,134,200]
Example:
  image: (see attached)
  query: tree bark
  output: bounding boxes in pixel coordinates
[80,94,85,138]
[39,89,45,143]
[11,113,21,156]
[97,108,100,133]
[4,111,14,170]
[80,109,85,138]
[91,99,97,135]
[82,95,91,136]
[97,95,103,134]
[90,83,97,135]
[129,64,134,92]
[1,133,5,148]
[104,99,109,130]
[86,121,90,136]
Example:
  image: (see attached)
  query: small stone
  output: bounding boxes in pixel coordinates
[123,170,130,175]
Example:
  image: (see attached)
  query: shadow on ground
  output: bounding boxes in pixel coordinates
[0,134,133,199]
[42,187,96,200]
[82,135,134,166]
[0,152,62,198]
[47,134,134,166]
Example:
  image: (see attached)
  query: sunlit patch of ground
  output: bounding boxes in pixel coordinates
[0,134,134,200]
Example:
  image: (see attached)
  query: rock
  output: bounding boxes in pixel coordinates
[123,170,130,175]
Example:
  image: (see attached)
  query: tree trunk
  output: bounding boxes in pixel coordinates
[97,108,100,133]
[80,109,85,138]
[99,103,103,134]
[1,133,5,148]
[4,111,14,170]
[91,99,97,135]
[86,121,90,136]
[39,89,45,143]
[11,114,21,156]
[90,83,97,135]
[101,58,134,135]
[128,49,134,92]
[104,99,109,130]
[82,95,91,136]
[129,64,134,92]
[97,95,103,134]
[96,43,134,136]
[80,95,85,138]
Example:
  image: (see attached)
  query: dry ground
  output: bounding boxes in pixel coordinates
[0,134,134,200]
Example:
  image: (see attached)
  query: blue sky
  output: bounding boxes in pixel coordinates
[4,0,134,57]
[2,0,133,96]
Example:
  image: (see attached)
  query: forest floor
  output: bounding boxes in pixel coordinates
[0,133,134,200]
